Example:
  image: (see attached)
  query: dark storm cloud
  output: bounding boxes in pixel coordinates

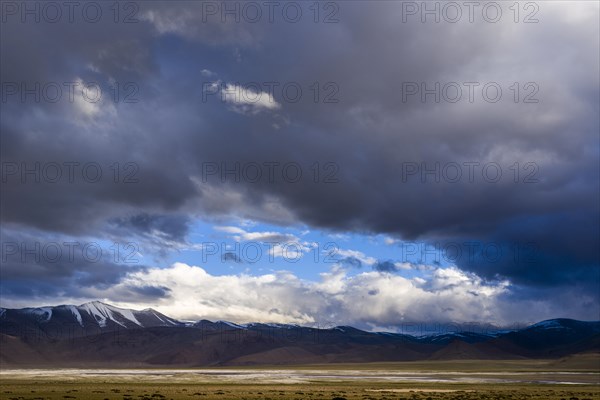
[123,285,172,300]
[0,2,196,238]
[457,212,600,288]
[372,261,398,273]
[340,257,363,269]
[113,214,191,242]
[0,226,147,299]
[221,252,243,263]
[1,1,598,310]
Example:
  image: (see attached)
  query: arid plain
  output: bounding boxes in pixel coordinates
[2,356,599,400]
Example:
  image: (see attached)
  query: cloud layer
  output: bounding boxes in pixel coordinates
[5,262,595,331]
[1,1,598,322]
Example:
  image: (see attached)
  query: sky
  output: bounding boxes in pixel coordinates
[1,1,599,332]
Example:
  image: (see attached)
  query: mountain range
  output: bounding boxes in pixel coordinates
[1,301,599,367]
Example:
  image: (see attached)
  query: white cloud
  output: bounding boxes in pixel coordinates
[221,83,281,114]
[336,248,377,266]
[384,236,397,245]
[215,226,296,243]
[213,226,314,260]
[70,77,117,125]
[5,261,596,330]
[393,262,413,270]
[140,8,261,46]
[201,80,281,115]
[105,263,517,328]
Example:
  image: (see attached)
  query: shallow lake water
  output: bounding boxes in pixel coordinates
[1,369,598,385]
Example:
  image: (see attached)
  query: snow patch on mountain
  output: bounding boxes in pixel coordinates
[146,309,166,324]
[530,319,565,330]
[146,309,178,325]
[68,305,83,326]
[216,320,248,329]
[244,322,300,329]
[115,307,142,327]
[80,302,109,327]
[25,307,53,321]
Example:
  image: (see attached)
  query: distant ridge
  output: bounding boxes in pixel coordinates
[1,302,598,367]
[0,301,182,332]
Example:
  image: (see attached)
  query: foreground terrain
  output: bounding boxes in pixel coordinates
[1,358,599,400]
[1,381,599,400]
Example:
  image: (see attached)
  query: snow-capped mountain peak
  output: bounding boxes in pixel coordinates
[0,302,184,332]
[79,301,142,328]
